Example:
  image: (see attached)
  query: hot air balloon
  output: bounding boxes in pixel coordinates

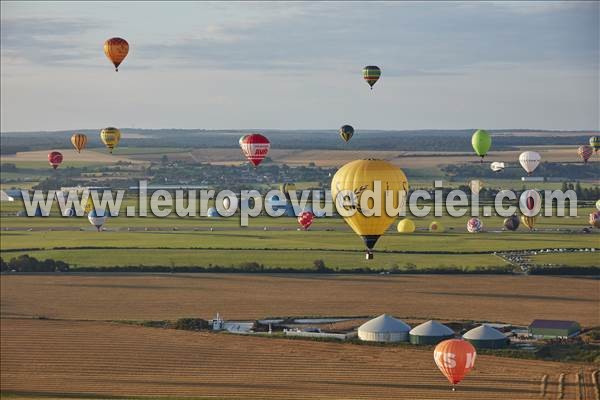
[520,215,536,231]
[519,151,541,176]
[490,162,505,173]
[429,221,445,233]
[434,339,477,390]
[48,151,63,169]
[331,159,408,259]
[71,133,88,153]
[503,214,520,231]
[471,129,491,162]
[397,219,415,233]
[339,125,354,143]
[88,209,107,231]
[279,183,297,200]
[362,66,381,89]
[578,145,593,163]
[239,133,270,167]
[466,217,483,233]
[297,211,314,230]
[104,37,129,71]
[519,189,541,217]
[100,127,121,153]
[469,180,484,195]
[589,211,600,228]
[207,207,219,218]
[590,136,600,153]
[596,199,600,211]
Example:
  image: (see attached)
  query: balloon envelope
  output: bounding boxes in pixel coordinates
[434,339,477,386]
[104,37,129,71]
[362,66,381,89]
[239,134,270,167]
[490,162,505,172]
[48,151,63,169]
[71,133,88,153]
[331,159,408,258]
[297,211,314,230]
[590,136,600,152]
[88,209,107,230]
[471,129,492,159]
[429,221,445,232]
[339,125,354,143]
[100,127,121,153]
[520,215,536,230]
[503,214,520,231]
[397,219,416,233]
[578,145,593,163]
[590,211,600,228]
[466,217,483,233]
[519,151,541,175]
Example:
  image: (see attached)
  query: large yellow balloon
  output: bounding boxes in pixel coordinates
[331,159,408,259]
[397,218,416,233]
[100,127,121,153]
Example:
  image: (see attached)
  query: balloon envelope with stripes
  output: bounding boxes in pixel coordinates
[71,133,88,153]
[362,66,381,89]
[578,145,593,163]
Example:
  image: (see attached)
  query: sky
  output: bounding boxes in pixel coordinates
[1,1,598,132]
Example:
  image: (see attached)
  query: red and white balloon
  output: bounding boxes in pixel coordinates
[48,151,63,169]
[239,134,270,167]
[297,211,314,230]
[466,217,483,233]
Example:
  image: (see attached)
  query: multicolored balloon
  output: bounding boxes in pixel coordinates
[503,214,520,231]
[469,180,484,195]
[297,211,314,230]
[466,217,483,233]
[519,151,541,176]
[239,133,270,167]
[590,136,600,153]
[362,66,381,89]
[104,37,129,71]
[434,339,477,389]
[578,145,593,163]
[71,133,88,153]
[589,211,600,229]
[397,218,416,233]
[48,151,63,169]
[339,125,354,143]
[471,129,492,162]
[100,127,121,153]
[331,159,408,259]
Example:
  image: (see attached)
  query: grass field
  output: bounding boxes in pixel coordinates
[2,318,596,400]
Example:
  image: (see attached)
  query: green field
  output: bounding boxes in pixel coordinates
[1,211,598,270]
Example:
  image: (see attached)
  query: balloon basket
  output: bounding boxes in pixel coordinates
[365,252,373,260]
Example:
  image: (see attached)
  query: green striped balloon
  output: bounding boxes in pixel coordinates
[363,66,381,89]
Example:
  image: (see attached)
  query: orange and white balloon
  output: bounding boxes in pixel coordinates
[104,37,129,71]
[434,339,477,389]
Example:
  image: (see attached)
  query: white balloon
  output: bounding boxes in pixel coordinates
[519,151,541,175]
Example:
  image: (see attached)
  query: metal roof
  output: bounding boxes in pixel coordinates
[409,320,454,337]
[463,325,506,340]
[529,320,579,329]
[358,314,410,333]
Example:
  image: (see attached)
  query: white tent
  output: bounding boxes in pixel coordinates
[358,314,410,342]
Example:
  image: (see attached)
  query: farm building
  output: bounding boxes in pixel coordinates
[528,320,581,339]
[357,314,410,342]
[463,325,509,349]
[409,320,455,345]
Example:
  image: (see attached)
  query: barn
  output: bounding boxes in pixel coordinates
[409,320,455,345]
[528,320,581,339]
[357,314,410,342]
[463,325,509,349]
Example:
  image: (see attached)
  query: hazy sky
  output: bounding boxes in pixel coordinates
[1,1,598,132]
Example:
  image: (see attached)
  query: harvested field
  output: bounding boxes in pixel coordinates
[126,147,583,168]
[1,274,597,326]
[1,319,596,399]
